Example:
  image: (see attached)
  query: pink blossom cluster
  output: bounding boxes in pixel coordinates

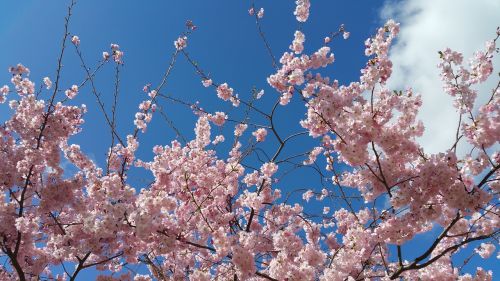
[64,84,79,99]
[71,35,80,46]
[257,8,264,19]
[252,128,267,142]
[214,82,240,106]
[174,36,187,50]
[0,85,8,103]
[110,43,124,64]
[234,123,248,137]
[216,82,233,101]
[9,64,34,95]
[294,0,310,22]
[43,77,52,89]
[248,7,264,19]
[134,107,153,133]
[475,243,496,259]
[202,78,212,87]
[303,146,323,165]
[437,39,499,149]
[0,2,498,281]
[207,111,227,126]
[290,30,305,54]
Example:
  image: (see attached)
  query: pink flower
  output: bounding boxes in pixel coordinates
[234,123,248,136]
[290,30,305,54]
[134,275,152,281]
[0,85,8,103]
[208,111,227,126]
[65,85,79,99]
[231,246,256,279]
[294,0,310,22]
[212,135,225,145]
[202,79,212,87]
[174,36,187,50]
[288,68,305,85]
[109,43,124,64]
[343,31,350,40]
[102,51,110,60]
[260,162,278,177]
[148,90,157,99]
[248,7,254,16]
[0,85,9,95]
[252,128,267,142]
[43,77,52,89]
[230,95,240,107]
[257,8,264,19]
[280,92,292,105]
[113,50,124,64]
[8,63,30,75]
[216,83,233,101]
[302,190,314,202]
[324,36,331,44]
[139,100,152,110]
[71,35,80,46]
[476,243,496,259]
[303,146,323,165]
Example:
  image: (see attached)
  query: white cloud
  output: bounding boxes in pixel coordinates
[380,0,500,155]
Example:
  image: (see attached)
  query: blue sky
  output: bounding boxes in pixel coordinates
[0,0,381,197]
[0,0,498,279]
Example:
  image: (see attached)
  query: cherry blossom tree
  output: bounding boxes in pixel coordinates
[0,0,498,280]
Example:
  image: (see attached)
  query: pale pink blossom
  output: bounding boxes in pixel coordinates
[476,243,496,259]
[148,90,157,99]
[0,85,8,103]
[110,43,124,64]
[71,35,80,46]
[280,92,292,105]
[174,36,187,50]
[260,162,278,178]
[0,85,9,95]
[9,63,30,75]
[234,123,248,136]
[43,77,52,89]
[202,79,212,87]
[303,190,314,202]
[230,95,240,107]
[216,83,233,101]
[303,146,323,165]
[208,111,227,126]
[212,135,225,145]
[257,8,264,19]
[290,30,305,54]
[294,0,310,22]
[252,128,267,142]
[65,84,79,99]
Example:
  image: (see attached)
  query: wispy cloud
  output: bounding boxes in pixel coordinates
[380,0,500,155]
